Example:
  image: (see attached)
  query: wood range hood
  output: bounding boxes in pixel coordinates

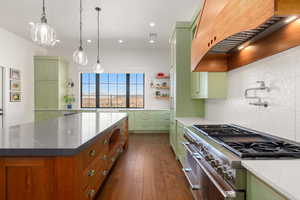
[191,0,300,72]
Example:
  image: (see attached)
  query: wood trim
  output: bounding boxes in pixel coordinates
[194,53,228,72]
[228,18,300,70]
[275,0,300,16]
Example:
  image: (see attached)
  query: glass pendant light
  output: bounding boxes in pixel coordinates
[73,0,88,66]
[30,0,57,46]
[93,7,104,73]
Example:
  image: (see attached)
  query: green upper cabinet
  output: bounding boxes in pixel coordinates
[191,72,227,99]
[170,22,205,118]
[34,56,69,110]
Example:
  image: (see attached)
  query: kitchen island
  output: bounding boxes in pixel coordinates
[0,112,128,200]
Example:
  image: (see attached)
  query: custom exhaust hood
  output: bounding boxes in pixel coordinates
[191,0,300,72]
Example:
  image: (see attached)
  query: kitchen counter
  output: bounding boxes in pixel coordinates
[242,160,300,200]
[176,117,221,126]
[0,112,127,156]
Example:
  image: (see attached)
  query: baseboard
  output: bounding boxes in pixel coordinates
[129,130,169,134]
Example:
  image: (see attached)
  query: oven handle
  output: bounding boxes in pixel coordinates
[193,155,236,199]
[182,142,236,199]
[182,142,200,157]
[181,168,201,190]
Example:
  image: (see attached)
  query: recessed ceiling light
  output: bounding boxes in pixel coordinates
[29,22,34,26]
[285,16,298,23]
[87,39,92,43]
[149,33,157,44]
[118,39,124,44]
[149,22,156,27]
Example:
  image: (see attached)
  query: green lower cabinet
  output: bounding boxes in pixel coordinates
[191,72,227,99]
[176,121,187,165]
[169,119,177,153]
[247,172,288,200]
[133,111,170,132]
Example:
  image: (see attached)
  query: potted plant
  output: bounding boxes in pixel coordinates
[64,95,75,109]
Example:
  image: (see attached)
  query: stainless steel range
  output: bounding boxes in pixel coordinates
[182,124,300,200]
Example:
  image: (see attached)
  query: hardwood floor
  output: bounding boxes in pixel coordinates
[96,133,194,200]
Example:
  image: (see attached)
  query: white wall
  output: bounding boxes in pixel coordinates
[205,46,300,142]
[0,27,46,127]
[49,47,170,110]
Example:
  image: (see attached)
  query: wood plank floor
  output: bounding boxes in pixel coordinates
[96,133,194,200]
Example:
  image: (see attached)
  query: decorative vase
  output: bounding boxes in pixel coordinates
[67,104,72,109]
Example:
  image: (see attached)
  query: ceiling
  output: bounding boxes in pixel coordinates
[0,0,201,51]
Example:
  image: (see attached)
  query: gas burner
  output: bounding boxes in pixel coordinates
[193,124,300,158]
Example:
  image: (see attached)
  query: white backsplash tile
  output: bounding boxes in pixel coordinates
[205,45,300,142]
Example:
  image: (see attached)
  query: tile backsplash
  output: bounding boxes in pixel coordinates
[205,45,300,142]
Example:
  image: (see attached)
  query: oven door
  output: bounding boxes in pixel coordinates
[182,142,208,200]
[182,142,245,200]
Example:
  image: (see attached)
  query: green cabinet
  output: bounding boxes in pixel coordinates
[169,22,205,152]
[247,172,288,200]
[169,119,177,153]
[133,110,170,132]
[176,121,187,165]
[122,110,170,132]
[34,56,68,110]
[35,111,64,121]
[34,56,69,121]
[191,72,227,99]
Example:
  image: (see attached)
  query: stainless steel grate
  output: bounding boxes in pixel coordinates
[210,16,285,53]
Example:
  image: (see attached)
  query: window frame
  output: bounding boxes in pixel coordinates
[80,73,145,109]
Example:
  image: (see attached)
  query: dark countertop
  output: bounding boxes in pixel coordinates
[0,112,127,156]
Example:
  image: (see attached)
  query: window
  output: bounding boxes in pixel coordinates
[81,73,144,108]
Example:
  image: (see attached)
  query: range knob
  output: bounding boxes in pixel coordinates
[216,166,226,175]
[204,154,214,161]
[224,171,234,180]
[210,159,220,168]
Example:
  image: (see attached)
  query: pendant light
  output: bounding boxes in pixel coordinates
[73,0,88,66]
[30,0,57,46]
[93,7,104,73]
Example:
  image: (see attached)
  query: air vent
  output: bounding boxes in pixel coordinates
[210,16,285,53]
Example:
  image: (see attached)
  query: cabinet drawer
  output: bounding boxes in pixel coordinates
[81,175,104,200]
[78,132,110,171]
[81,152,108,190]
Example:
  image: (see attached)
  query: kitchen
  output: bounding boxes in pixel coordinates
[0,0,300,200]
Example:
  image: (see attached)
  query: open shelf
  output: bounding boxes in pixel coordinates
[152,86,170,89]
[155,96,170,100]
[155,76,170,79]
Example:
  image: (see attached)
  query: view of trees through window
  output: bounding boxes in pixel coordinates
[81,73,144,108]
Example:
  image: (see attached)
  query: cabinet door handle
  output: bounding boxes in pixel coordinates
[87,189,96,198]
[102,155,107,160]
[102,170,108,176]
[103,139,108,145]
[87,169,95,177]
[89,150,96,157]
[111,157,116,163]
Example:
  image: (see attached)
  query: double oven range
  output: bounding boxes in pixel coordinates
[182,124,300,200]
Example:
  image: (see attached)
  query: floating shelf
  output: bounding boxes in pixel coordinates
[156,76,170,79]
[155,96,170,100]
[152,86,170,90]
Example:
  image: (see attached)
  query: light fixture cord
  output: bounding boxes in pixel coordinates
[97,8,100,62]
[42,0,46,16]
[79,0,83,48]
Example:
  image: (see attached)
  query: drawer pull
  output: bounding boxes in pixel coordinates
[87,189,96,198]
[111,157,116,163]
[89,150,96,157]
[102,170,108,176]
[103,139,108,145]
[102,155,107,160]
[87,169,95,177]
